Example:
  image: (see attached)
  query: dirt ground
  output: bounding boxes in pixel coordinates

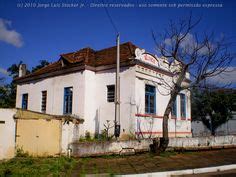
[72,149,236,176]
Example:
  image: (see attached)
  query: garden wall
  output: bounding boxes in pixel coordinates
[192,118,236,137]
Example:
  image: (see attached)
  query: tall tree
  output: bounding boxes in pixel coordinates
[0,60,49,108]
[0,61,27,108]
[192,89,236,135]
[152,14,234,151]
[7,61,23,79]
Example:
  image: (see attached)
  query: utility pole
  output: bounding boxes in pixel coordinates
[114,33,120,138]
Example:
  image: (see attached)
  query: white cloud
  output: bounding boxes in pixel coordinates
[0,67,9,76]
[0,18,23,47]
[164,33,211,55]
[208,67,236,86]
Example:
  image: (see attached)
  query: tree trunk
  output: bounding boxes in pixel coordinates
[211,126,216,136]
[159,65,188,152]
[160,94,176,152]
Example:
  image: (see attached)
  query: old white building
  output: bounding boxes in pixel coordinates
[15,42,192,139]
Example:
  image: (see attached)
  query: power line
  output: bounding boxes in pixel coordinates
[103,2,119,34]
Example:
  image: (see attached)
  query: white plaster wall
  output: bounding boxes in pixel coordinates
[86,67,136,136]
[96,70,113,133]
[16,66,137,138]
[82,70,97,135]
[136,118,191,138]
[120,67,136,134]
[134,65,191,137]
[61,122,80,154]
[16,72,85,117]
[0,109,16,159]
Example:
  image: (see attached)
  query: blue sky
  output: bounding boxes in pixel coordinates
[0,0,235,85]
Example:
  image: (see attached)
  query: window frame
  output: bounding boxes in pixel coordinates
[180,93,186,119]
[107,85,115,102]
[145,84,156,114]
[41,90,47,113]
[63,87,73,115]
[22,93,28,110]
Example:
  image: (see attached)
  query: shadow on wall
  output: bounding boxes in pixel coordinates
[94,109,100,136]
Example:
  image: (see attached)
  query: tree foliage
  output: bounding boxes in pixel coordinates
[0,61,25,108]
[0,84,16,108]
[192,89,236,135]
[0,60,50,108]
[31,60,49,73]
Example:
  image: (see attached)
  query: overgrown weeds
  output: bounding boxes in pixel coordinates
[0,156,77,177]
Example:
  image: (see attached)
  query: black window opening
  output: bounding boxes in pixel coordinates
[107,85,115,102]
[22,93,28,110]
[64,87,73,114]
[41,91,47,113]
[145,85,156,114]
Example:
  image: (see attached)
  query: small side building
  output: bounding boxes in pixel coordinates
[0,108,83,159]
[14,109,83,156]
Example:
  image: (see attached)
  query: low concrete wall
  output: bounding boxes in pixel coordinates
[71,135,236,157]
[168,135,236,150]
[71,139,152,157]
[192,118,236,137]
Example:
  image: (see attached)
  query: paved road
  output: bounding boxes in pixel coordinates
[178,169,236,177]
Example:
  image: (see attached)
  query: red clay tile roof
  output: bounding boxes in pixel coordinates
[61,47,96,64]
[15,42,138,82]
[60,42,137,67]
[93,42,137,67]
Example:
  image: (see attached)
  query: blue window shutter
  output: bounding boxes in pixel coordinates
[22,94,28,110]
[63,88,66,114]
[63,87,73,114]
[184,94,186,118]
[154,91,156,114]
[145,85,156,114]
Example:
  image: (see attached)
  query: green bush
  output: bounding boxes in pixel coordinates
[15,146,29,157]
[85,131,91,141]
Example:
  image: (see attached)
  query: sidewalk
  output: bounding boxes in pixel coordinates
[72,149,236,176]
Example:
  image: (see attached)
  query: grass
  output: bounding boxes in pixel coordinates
[159,151,178,157]
[0,151,197,176]
[0,156,77,177]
